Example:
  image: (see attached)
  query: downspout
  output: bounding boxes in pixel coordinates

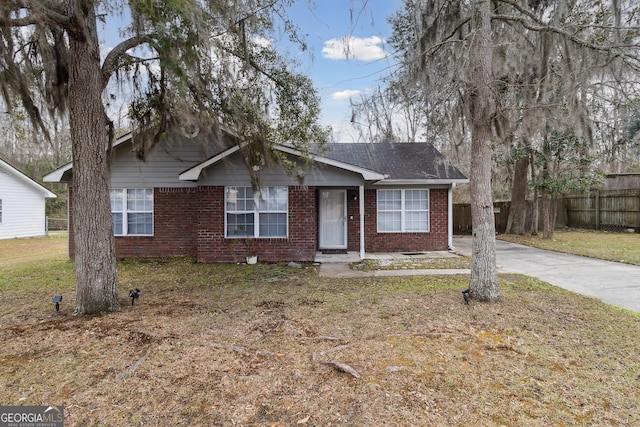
[448,183,455,250]
[359,184,365,259]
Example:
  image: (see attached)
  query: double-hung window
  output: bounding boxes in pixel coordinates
[110,188,153,235]
[226,186,288,238]
[377,189,429,232]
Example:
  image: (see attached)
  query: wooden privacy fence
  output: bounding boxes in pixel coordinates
[565,189,640,231]
[453,201,511,234]
[454,190,640,233]
[453,200,567,234]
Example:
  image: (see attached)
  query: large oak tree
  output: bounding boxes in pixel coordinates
[360,0,640,301]
[0,0,327,314]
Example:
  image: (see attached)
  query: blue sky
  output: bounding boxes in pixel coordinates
[280,1,402,141]
[101,1,402,141]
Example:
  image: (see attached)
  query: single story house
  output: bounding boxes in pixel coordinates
[0,158,57,240]
[44,132,468,262]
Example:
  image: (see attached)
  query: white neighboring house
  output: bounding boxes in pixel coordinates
[0,158,57,239]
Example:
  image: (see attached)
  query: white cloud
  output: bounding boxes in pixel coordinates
[332,89,361,100]
[322,36,386,61]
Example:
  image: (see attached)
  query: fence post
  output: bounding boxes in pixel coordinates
[595,190,600,230]
[45,216,49,237]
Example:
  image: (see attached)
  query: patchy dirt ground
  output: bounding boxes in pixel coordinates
[1,243,639,426]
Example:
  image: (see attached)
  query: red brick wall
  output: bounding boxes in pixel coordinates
[346,188,449,252]
[68,185,448,262]
[196,186,318,263]
[67,187,198,259]
[116,187,198,258]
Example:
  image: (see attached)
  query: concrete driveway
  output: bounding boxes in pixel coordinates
[453,237,640,313]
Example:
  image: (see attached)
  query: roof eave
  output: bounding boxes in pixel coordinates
[373,178,470,186]
[42,164,71,183]
[278,145,386,181]
[1,159,57,197]
[178,145,241,181]
[43,132,134,183]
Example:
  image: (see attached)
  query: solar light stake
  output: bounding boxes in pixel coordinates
[52,295,62,312]
[461,288,470,305]
[129,288,140,306]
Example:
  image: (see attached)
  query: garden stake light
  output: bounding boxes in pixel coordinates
[129,288,140,306]
[461,288,470,305]
[52,295,62,312]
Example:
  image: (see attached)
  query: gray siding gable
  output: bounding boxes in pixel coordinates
[110,137,365,189]
[109,133,233,188]
[48,133,466,188]
[197,151,365,187]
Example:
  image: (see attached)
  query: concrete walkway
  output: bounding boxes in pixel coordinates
[317,251,470,278]
[319,262,470,278]
[317,238,640,313]
[453,237,640,313]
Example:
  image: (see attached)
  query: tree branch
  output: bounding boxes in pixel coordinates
[0,1,72,29]
[497,0,640,32]
[426,16,471,56]
[221,45,288,89]
[492,14,640,69]
[101,34,153,88]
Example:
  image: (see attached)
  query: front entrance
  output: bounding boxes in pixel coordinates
[319,189,347,249]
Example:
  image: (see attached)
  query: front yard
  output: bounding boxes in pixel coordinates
[1,236,638,426]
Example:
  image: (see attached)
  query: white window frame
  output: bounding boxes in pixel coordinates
[225,186,288,238]
[377,189,430,233]
[110,188,154,236]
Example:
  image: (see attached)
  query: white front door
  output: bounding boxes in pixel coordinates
[319,189,347,249]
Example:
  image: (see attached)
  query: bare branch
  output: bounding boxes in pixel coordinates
[101,34,154,88]
[497,0,640,32]
[427,17,471,56]
[0,1,72,30]
[492,14,640,69]
[221,45,288,89]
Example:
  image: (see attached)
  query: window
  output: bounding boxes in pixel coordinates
[377,189,429,232]
[110,189,153,235]
[226,186,288,238]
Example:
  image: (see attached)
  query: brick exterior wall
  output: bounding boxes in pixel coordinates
[196,186,318,263]
[68,187,199,259]
[68,185,448,262]
[115,187,198,258]
[346,188,449,253]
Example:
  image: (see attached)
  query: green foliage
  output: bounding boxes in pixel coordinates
[530,130,604,196]
[123,0,328,176]
[1,0,326,177]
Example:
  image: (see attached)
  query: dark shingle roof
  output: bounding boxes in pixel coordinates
[314,143,467,181]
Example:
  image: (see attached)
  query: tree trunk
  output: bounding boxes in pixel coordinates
[551,196,558,232]
[67,2,120,315]
[504,152,529,235]
[541,155,553,239]
[531,192,539,236]
[530,152,539,236]
[468,0,498,302]
[542,194,552,238]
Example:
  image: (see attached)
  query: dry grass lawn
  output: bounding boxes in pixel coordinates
[498,228,640,265]
[1,236,639,426]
